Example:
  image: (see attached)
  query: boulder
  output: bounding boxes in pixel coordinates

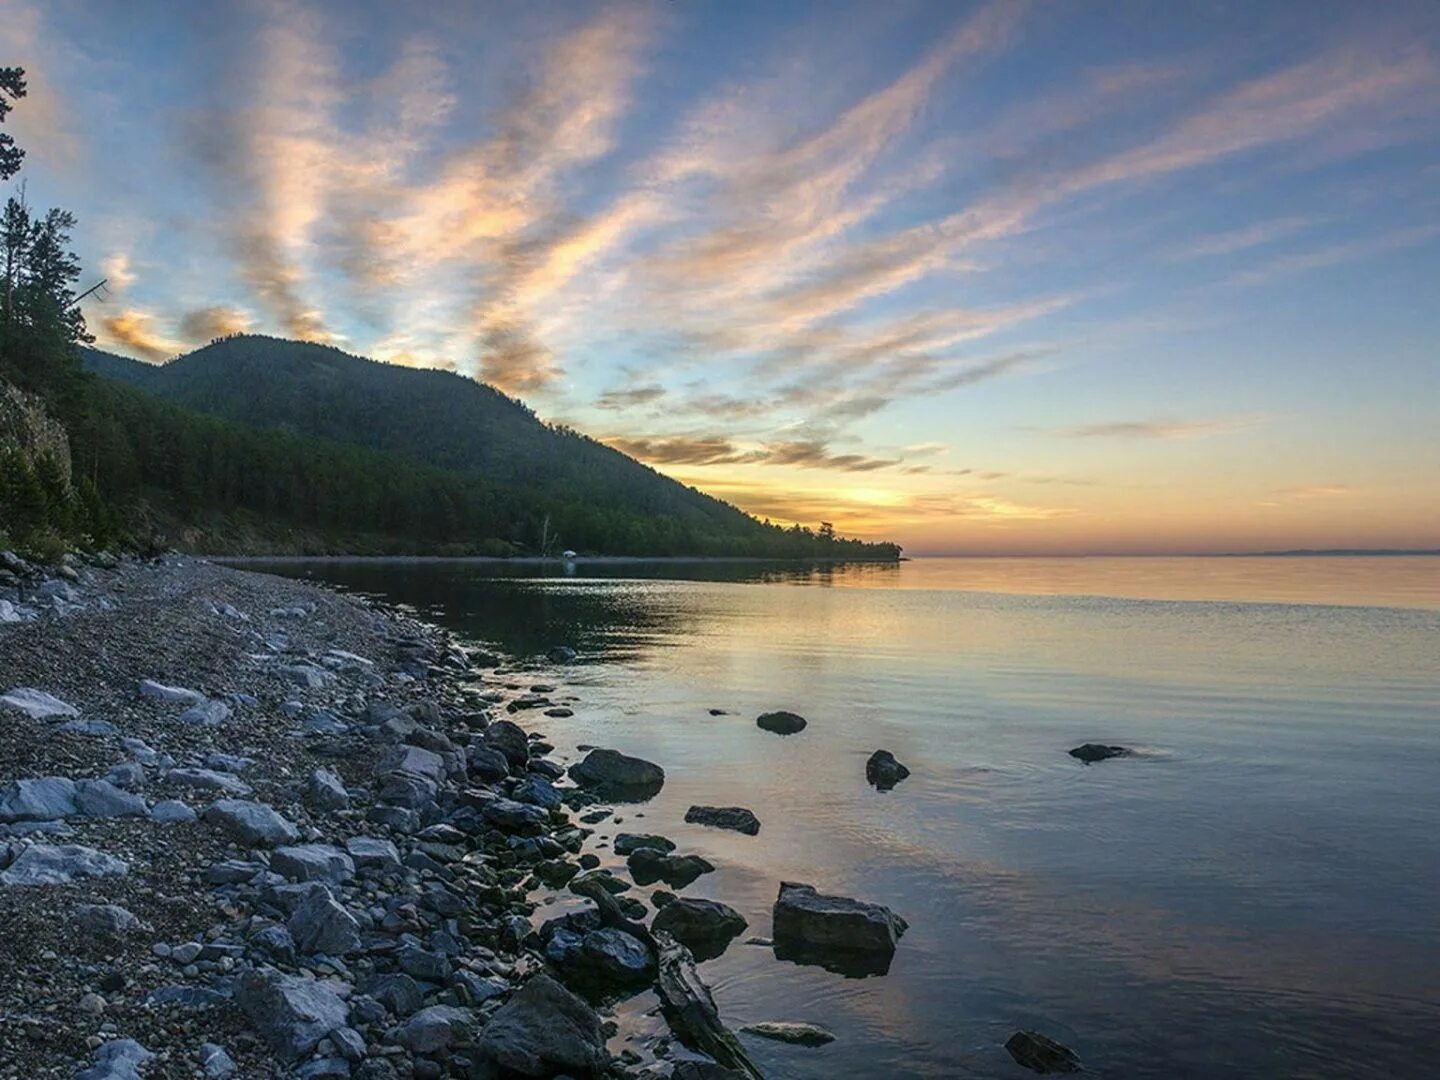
[397,1004,475,1054]
[272,844,356,886]
[1069,743,1132,764]
[0,687,79,719]
[484,720,531,768]
[345,835,401,871]
[0,843,128,886]
[307,768,350,810]
[168,768,253,796]
[772,882,907,975]
[104,762,146,790]
[377,744,447,786]
[151,799,197,823]
[288,885,362,954]
[1005,1030,1083,1073]
[363,973,424,1018]
[684,805,760,835]
[235,970,350,1060]
[578,927,655,985]
[865,750,911,790]
[137,679,205,706]
[178,699,232,727]
[547,645,577,663]
[75,779,148,818]
[467,744,511,782]
[740,1021,836,1046]
[203,799,300,846]
[482,797,549,834]
[198,1042,238,1079]
[512,774,562,809]
[651,898,747,961]
[757,710,807,735]
[568,748,665,797]
[477,973,608,1076]
[613,832,675,855]
[76,1038,153,1080]
[0,776,78,821]
[75,903,145,936]
[627,848,714,888]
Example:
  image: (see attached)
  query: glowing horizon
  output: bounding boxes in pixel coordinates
[4,1,1437,555]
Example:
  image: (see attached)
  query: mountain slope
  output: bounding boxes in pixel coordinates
[81,336,900,559]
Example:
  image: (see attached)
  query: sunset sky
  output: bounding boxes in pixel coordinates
[3,0,1437,554]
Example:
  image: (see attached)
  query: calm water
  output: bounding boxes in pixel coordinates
[249,557,1440,1079]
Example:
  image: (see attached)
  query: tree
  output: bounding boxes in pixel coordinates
[0,67,25,181]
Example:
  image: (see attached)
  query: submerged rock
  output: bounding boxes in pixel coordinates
[1005,1030,1083,1073]
[865,749,911,790]
[476,973,608,1076]
[613,832,675,855]
[1069,743,1132,764]
[756,710,807,735]
[627,848,714,889]
[568,748,665,798]
[740,1021,836,1046]
[684,805,761,835]
[772,881,907,976]
[651,897,747,961]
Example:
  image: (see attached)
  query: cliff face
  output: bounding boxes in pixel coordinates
[0,377,71,483]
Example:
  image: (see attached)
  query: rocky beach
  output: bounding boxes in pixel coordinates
[0,554,910,1080]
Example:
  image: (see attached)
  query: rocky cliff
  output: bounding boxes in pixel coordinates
[0,377,71,483]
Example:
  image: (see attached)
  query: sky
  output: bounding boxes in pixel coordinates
[2,0,1437,555]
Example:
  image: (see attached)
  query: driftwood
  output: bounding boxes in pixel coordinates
[654,931,766,1080]
[570,876,655,946]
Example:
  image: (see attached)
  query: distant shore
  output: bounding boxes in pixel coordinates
[215,554,908,565]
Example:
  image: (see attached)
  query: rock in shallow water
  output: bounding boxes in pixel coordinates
[1069,742,1132,763]
[756,710,807,735]
[865,749,911,790]
[772,881,907,976]
[613,832,675,855]
[568,748,665,798]
[1005,1029,1083,1073]
[651,897,748,961]
[740,1021,836,1046]
[684,805,761,834]
[627,848,714,888]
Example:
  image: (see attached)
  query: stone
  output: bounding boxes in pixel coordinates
[740,1021,836,1046]
[76,1038,153,1080]
[345,835,401,871]
[482,797,549,834]
[168,768,253,796]
[613,832,675,855]
[151,799,197,823]
[772,881,907,972]
[280,663,337,689]
[397,944,451,982]
[0,687,80,719]
[204,753,255,773]
[331,1026,366,1062]
[137,678,206,705]
[0,843,128,885]
[0,776,78,821]
[204,799,300,846]
[363,973,424,1018]
[75,903,145,936]
[199,1042,238,1079]
[75,779,149,818]
[684,805,761,835]
[145,984,228,1009]
[57,718,119,736]
[251,924,297,964]
[236,970,350,1061]
[756,710,807,735]
[1005,1030,1083,1073]
[627,848,714,888]
[547,645,577,663]
[865,749,911,789]
[1069,743,1132,764]
[308,768,350,810]
[477,973,608,1076]
[512,774,562,809]
[568,748,665,796]
[289,886,362,954]
[179,699,232,726]
[398,1004,476,1053]
[579,927,654,984]
[651,898,747,961]
[467,744,510,782]
[484,720,531,768]
[272,844,356,886]
[104,762,146,790]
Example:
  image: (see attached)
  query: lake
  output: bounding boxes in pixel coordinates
[246,556,1440,1079]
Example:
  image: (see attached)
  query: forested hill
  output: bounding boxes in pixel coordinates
[76,336,900,560]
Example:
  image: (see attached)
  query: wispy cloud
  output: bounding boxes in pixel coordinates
[1169,216,1316,260]
[1059,416,1261,440]
[99,309,183,363]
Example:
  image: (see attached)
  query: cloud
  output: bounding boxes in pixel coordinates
[179,305,253,342]
[905,442,951,456]
[602,435,760,467]
[1170,216,1315,260]
[1228,222,1440,285]
[1271,484,1356,498]
[100,309,183,363]
[478,322,563,395]
[595,384,667,410]
[101,253,138,293]
[1060,416,1260,440]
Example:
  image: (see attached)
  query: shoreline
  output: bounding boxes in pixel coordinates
[0,553,781,1078]
[215,554,906,566]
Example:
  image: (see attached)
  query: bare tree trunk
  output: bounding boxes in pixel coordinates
[654,931,767,1080]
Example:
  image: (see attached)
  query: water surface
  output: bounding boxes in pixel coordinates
[250,556,1440,1079]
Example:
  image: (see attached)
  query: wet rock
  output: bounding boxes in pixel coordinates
[570,868,631,895]
[75,903,145,936]
[137,678,206,706]
[467,744,511,782]
[476,973,608,1076]
[772,881,907,975]
[235,970,350,1060]
[627,848,714,889]
[513,774,562,809]
[1005,1030,1083,1073]
[568,748,665,798]
[308,768,350,811]
[740,1021,836,1046]
[0,843,128,885]
[757,710,807,735]
[684,805,761,835]
[288,885,362,954]
[651,898,747,961]
[578,927,655,985]
[398,1004,476,1053]
[0,686,80,719]
[0,776,78,821]
[204,799,300,846]
[865,750,911,790]
[272,844,356,886]
[75,779,149,818]
[484,720,531,768]
[613,832,675,855]
[1069,743,1132,764]
[76,1037,153,1080]
[547,645,578,663]
[482,797,549,835]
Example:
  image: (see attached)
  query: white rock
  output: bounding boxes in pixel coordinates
[0,687,80,719]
